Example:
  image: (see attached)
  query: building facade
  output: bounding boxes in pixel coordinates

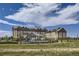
[45,27,67,40]
[12,26,67,42]
[12,26,47,39]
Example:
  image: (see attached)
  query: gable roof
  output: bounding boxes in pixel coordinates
[50,27,66,32]
[12,26,48,32]
[12,26,66,33]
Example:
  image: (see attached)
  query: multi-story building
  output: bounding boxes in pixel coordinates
[12,26,47,39]
[45,27,67,40]
[12,26,67,42]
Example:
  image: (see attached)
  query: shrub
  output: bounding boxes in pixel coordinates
[0,41,18,44]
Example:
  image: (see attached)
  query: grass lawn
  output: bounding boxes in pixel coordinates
[0,40,79,56]
[0,50,79,56]
[0,40,79,49]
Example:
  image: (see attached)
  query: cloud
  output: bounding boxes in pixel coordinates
[0,19,16,25]
[42,18,79,26]
[5,3,79,27]
[0,19,25,26]
[57,4,79,19]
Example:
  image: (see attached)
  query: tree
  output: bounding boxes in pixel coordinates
[4,35,9,42]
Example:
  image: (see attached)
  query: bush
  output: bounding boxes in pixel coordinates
[0,41,18,44]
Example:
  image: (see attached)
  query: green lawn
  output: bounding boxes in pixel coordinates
[0,40,79,49]
[0,50,79,56]
[0,40,79,56]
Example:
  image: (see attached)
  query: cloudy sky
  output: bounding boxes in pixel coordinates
[0,3,79,37]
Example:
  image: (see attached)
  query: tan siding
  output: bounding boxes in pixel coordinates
[13,30,18,39]
[12,27,67,41]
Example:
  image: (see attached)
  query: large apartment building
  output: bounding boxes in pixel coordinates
[12,26,67,42]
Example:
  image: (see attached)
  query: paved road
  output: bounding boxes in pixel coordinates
[0,48,79,52]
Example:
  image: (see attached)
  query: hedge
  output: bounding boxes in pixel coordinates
[0,41,18,44]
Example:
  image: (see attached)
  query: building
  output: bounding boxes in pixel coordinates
[45,27,67,40]
[12,26,47,40]
[12,26,67,42]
